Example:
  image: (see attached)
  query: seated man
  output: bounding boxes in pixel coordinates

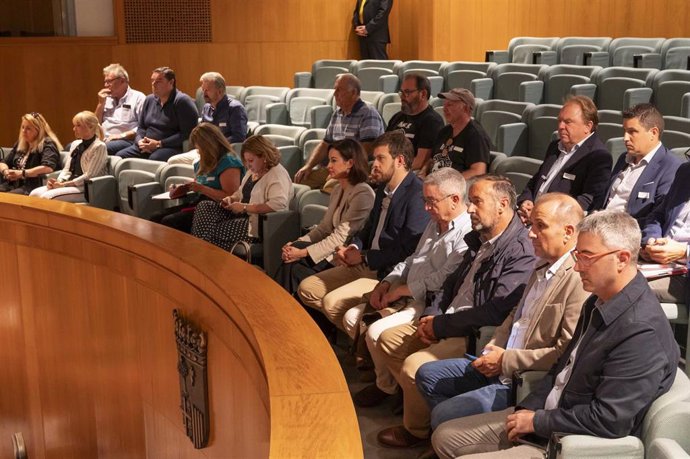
[427,88,493,179]
[416,192,589,430]
[341,168,472,402]
[294,74,385,189]
[297,131,428,329]
[95,63,146,155]
[117,66,198,162]
[168,71,248,165]
[386,73,444,173]
[432,210,680,459]
[641,161,690,303]
[372,175,536,448]
[604,103,681,225]
[517,95,612,223]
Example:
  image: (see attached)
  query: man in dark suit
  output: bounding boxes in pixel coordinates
[431,211,679,459]
[517,96,612,224]
[353,0,393,60]
[641,161,690,303]
[604,103,682,225]
[298,131,429,329]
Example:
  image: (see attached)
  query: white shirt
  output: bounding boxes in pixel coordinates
[370,182,400,250]
[606,143,661,211]
[537,133,594,198]
[101,86,146,136]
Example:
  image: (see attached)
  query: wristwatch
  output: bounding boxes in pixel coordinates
[243,204,248,213]
[361,250,369,266]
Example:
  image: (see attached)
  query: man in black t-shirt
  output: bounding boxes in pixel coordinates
[386,73,445,173]
[428,88,493,179]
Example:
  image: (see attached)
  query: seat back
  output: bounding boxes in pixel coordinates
[115,158,165,215]
[653,70,690,116]
[360,90,384,109]
[594,67,657,111]
[478,111,522,151]
[277,145,302,178]
[642,371,690,441]
[608,37,665,67]
[664,116,690,134]
[354,60,401,71]
[476,99,533,118]
[396,60,446,79]
[595,122,624,144]
[489,151,508,173]
[492,155,542,177]
[605,137,627,164]
[489,64,546,101]
[662,130,690,149]
[238,86,290,105]
[289,97,329,127]
[313,66,349,89]
[297,128,326,150]
[245,94,281,124]
[507,37,559,62]
[512,44,551,64]
[440,61,496,80]
[382,102,402,126]
[253,124,307,141]
[355,67,396,92]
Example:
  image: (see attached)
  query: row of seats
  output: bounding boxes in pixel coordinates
[487,36,690,70]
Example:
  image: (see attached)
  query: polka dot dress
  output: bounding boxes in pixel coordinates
[192,200,258,251]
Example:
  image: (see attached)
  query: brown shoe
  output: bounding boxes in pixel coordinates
[417,446,439,459]
[377,425,428,448]
[353,383,391,407]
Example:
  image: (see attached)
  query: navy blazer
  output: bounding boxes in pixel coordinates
[642,161,690,243]
[352,0,393,44]
[351,171,429,279]
[518,133,612,211]
[605,145,682,225]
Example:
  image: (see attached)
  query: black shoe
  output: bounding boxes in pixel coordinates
[353,384,392,407]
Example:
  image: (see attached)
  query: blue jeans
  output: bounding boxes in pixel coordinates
[116,143,181,162]
[105,139,134,156]
[416,358,511,430]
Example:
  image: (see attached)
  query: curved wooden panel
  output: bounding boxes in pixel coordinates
[0,194,361,459]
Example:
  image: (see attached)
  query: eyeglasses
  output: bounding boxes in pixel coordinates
[104,77,121,85]
[423,194,453,207]
[398,89,420,97]
[570,249,620,267]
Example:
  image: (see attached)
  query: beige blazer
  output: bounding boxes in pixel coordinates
[298,181,375,263]
[231,163,293,238]
[489,255,590,376]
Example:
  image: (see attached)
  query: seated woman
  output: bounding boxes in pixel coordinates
[274,139,374,294]
[30,111,107,202]
[192,135,292,252]
[151,123,244,233]
[0,112,62,195]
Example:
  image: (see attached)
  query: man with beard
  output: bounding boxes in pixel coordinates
[298,131,429,330]
[386,73,444,173]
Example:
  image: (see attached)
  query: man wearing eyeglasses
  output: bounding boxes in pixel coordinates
[604,103,682,226]
[95,63,146,155]
[431,211,679,458]
[373,174,535,448]
[386,73,444,173]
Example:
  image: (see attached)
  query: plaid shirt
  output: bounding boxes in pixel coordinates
[324,99,384,144]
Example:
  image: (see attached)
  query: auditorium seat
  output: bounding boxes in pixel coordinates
[492,155,543,193]
[661,130,690,150]
[83,155,122,210]
[651,69,690,117]
[265,88,334,128]
[238,86,290,126]
[440,61,496,98]
[487,63,547,103]
[588,37,665,68]
[660,39,690,70]
[592,67,657,116]
[670,147,690,162]
[294,59,355,89]
[595,122,624,145]
[277,145,303,178]
[554,36,612,65]
[521,104,562,159]
[106,158,165,215]
[537,64,601,104]
[551,371,690,458]
[352,60,402,93]
[253,124,307,146]
[488,151,507,173]
[194,85,246,115]
[298,189,331,232]
[128,163,195,219]
[475,100,533,156]
[606,137,627,164]
[360,90,385,110]
[485,37,559,65]
[381,101,401,126]
[297,128,326,152]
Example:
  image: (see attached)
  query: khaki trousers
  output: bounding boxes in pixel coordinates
[648,274,687,303]
[297,264,378,329]
[432,408,544,459]
[378,323,467,438]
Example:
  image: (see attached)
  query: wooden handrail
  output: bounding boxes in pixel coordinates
[0,194,361,458]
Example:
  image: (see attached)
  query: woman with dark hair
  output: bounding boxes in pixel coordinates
[0,112,62,195]
[151,122,244,233]
[192,135,292,250]
[275,138,375,294]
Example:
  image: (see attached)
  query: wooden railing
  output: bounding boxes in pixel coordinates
[0,194,361,459]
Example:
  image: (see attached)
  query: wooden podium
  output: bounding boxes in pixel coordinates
[0,194,361,458]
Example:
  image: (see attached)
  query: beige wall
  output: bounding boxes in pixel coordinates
[1,0,689,146]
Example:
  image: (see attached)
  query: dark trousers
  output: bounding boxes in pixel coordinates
[359,37,389,60]
[116,144,181,162]
[105,139,135,156]
[273,241,332,295]
[150,205,196,233]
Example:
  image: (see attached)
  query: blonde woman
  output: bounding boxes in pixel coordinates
[151,122,244,233]
[192,135,292,251]
[30,111,108,202]
[0,112,62,195]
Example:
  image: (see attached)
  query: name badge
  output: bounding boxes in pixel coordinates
[219,122,227,127]
[451,146,464,153]
[638,191,650,199]
[562,172,576,181]
[207,176,216,182]
[123,104,131,109]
